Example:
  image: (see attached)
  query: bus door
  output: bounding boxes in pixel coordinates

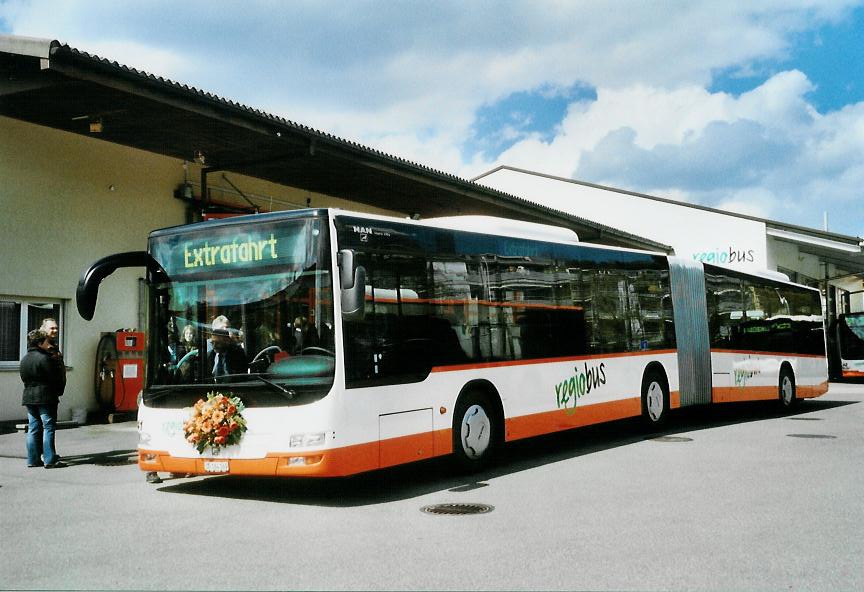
[364,253,438,466]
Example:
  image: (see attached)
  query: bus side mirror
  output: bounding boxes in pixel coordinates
[338,249,366,322]
[77,251,165,321]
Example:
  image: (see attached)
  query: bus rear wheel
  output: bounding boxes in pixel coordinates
[641,369,669,430]
[452,390,500,472]
[779,367,797,409]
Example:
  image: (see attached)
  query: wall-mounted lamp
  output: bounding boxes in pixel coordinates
[89,118,103,133]
[194,150,206,165]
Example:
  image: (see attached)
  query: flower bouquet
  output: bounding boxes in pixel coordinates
[183,391,248,455]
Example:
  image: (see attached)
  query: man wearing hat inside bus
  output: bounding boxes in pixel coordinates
[206,315,247,379]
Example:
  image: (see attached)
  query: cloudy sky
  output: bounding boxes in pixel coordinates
[2,0,863,236]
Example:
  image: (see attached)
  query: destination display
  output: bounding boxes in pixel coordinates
[150,219,320,277]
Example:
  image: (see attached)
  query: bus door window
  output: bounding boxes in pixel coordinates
[627,268,673,350]
[590,269,629,354]
[785,289,825,355]
[705,272,744,349]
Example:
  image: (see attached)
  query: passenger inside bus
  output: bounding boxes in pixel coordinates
[288,315,319,354]
[207,315,248,378]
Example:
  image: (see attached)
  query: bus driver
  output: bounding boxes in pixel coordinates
[207,315,247,378]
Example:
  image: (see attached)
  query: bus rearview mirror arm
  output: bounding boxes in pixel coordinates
[77,251,166,321]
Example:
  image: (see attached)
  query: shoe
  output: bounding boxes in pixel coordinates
[27,463,44,468]
[146,472,163,484]
[44,461,68,469]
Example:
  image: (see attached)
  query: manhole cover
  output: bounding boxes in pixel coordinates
[420,503,494,516]
[787,434,837,439]
[648,436,693,442]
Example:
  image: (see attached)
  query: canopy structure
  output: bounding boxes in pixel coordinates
[0,34,671,253]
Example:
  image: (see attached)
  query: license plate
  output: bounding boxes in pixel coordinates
[204,461,229,473]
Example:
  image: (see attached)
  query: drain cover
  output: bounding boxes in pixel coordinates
[649,436,693,442]
[420,503,494,516]
[787,434,837,439]
[787,417,823,421]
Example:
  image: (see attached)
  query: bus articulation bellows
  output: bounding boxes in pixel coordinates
[77,209,829,478]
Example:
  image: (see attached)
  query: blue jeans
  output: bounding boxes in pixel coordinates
[26,404,59,466]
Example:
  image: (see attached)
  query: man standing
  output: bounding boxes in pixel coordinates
[20,327,67,468]
[40,318,62,359]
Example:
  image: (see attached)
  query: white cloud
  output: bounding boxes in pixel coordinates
[485,68,864,233]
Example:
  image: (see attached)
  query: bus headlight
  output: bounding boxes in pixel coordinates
[290,432,325,447]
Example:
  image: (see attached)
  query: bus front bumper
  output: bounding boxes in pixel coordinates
[138,449,333,477]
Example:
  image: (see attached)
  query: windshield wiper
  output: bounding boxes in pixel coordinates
[145,375,295,402]
[252,375,296,400]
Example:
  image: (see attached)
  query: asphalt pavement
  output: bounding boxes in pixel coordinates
[1,383,862,591]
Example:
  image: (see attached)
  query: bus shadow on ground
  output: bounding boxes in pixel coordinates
[62,449,138,467]
[157,398,857,507]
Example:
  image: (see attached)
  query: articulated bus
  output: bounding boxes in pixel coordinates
[77,209,828,478]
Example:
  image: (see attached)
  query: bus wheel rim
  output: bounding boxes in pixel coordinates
[461,404,491,459]
[781,376,793,404]
[647,382,664,421]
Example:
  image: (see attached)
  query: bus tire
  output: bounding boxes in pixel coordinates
[641,368,669,430]
[779,366,797,409]
[452,388,501,472]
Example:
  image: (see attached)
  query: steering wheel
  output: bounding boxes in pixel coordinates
[301,346,336,357]
[252,345,282,363]
[175,349,198,371]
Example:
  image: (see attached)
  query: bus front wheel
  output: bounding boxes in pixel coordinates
[779,366,797,409]
[452,390,500,472]
[641,369,669,430]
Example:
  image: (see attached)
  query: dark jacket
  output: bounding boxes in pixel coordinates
[20,346,66,405]
[206,344,248,378]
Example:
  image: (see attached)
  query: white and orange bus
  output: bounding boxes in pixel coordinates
[76,208,828,478]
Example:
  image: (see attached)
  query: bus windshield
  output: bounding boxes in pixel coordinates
[839,313,864,361]
[145,216,335,408]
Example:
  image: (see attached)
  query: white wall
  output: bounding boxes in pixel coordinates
[0,116,188,421]
[481,168,769,269]
[0,116,401,422]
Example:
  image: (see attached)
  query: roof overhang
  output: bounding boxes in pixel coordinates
[766,226,864,290]
[0,34,671,253]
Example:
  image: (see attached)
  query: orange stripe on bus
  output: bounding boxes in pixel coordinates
[712,386,778,403]
[799,381,829,398]
[139,428,456,478]
[841,370,864,378]
[431,349,677,373]
[712,380,828,403]
[506,398,643,442]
